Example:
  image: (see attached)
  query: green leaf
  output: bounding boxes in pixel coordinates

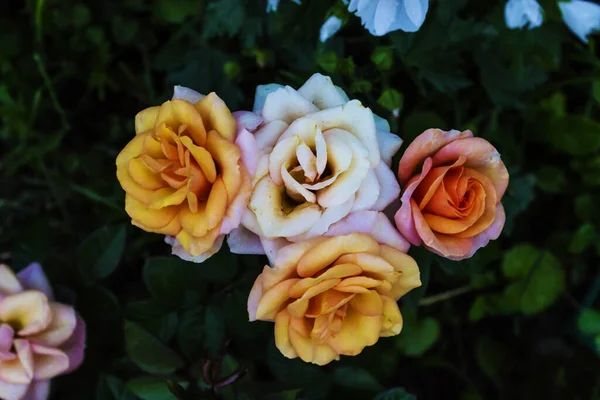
[177,307,204,360]
[203,305,225,357]
[351,79,372,94]
[502,244,540,280]
[124,321,184,375]
[546,115,600,156]
[334,367,383,392]
[263,389,303,400]
[536,166,567,193]
[475,337,510,378]
[316,52,338,74]
[593,81,600,104]
[396,309,440,356]
[77,225,126,280]
[97,375,137,400]
[126,377,179,400]
[378,89,404,112]
[373,387,416,400]
[469,296,488,321]
[153,0,200,24]
[539,92,565,117]
[371,46,394,70]
[569,224,596,254]
[578,308,600,335]
[502,174,536,235]
[519,251,565,315]
[574,194,595,221]
[143,257,192,307]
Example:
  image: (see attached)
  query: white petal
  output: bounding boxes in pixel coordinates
[269,136,300,185]
[351,169,380,212]
[327,210,411,252]
[296,142,318,181]
[320,16,343,42]
[232,111,263,132]
[167,235,225,263]
[266,0,280,12]
[262,86,319,123]
[560,0,600,43]
[376,130,403,167]
[373,114,390,132]
[172,86,205,103]
[288,195,355,241]
[372,161,400,211]
[281,165,317,203]
[253,83,284,113]
[315,126,327,177]
[373,0,398,36]
[260,237,291,265]
[255,120,289,150]
[228,226,265,255]
[297,73,347,110]
[505,0,544,29]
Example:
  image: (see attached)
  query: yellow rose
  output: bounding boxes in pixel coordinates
[247,231,421,365]
[116,87,252,262]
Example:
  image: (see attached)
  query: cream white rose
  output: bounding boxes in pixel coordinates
[228,73,404,259]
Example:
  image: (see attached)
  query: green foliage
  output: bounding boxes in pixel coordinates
[3,0,600,399]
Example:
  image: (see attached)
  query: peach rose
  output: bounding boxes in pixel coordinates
[0,263,86,400]
[394,129,509,260]
[226,73,404,258]
[247,212,419,365]
[116,87,252,262]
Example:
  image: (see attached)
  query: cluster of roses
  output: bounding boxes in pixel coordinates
[0,73,508,400]
[116,73,509,366]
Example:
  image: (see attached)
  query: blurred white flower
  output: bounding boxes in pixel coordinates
[559,0,600,43]
[266,0,301,13]
[347,0,429,36]
[504,0,544,29]
[320,16,343,42]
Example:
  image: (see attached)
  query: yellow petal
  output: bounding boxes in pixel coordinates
[296,234,380,278]
[349,290,383,316]
[28,303,76,347]
[379,296,403,337]
[175,224,222,257]
[206,130,242,198]
[155,100,207,146]
[335,253,396,282]
[379,246,422,300]
[125,195,180,231]
[135,106,160,134]
[305,290,355,317]
[179,136,217,183]
[116,132,146,168]
[132,211,182,236]
[255,279,299,321]
[288,263,361,298]
[274,310,298,359]
[327,308,381,356]
[117,165,155,204]
[180,203,210,238]
[0,292,51,336]
[195,92,236,141]
[128,158,164,190]
[288,326,314,363]
[206,178,228,228]
[287,279,341,318]
[0,265,23,295]
[148,187,188,209]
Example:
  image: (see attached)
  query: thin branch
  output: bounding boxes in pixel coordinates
[419,285,474,306]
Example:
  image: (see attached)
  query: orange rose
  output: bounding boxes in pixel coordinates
[394,129,509,260]
[248,228,420,365]
[116,87,252,262]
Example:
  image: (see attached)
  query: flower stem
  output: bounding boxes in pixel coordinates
[419,285,474,306]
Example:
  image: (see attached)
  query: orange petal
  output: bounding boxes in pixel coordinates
[175,224,222,257]
[296,234,380,278]
[148,186,188,209]
[350,290,383,316]
[206,178,228,228]
[305,290,355,317]
[117,167,155,205]
[452,168,498,238]
[326,308,381,356]
[0,292,51,336]
[143,135,165,159]
[128,158,164,190]
[131,210,182,236]
[116,132,146,168]
[337,277,382,291]
[179,136,217,183]
[287,279,341,318]
[125,195,180,231]
[274,310,298,359]
[135,106,160,134]
[288,263,362,298]
[255,278,299,321]
[335,253,395,282]
[195,92,236,141]
[155,100,207,147]
[378,246,421,300]
[206,130,242,198]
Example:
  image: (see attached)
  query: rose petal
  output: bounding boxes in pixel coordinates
[372,161,401,211]
[219,167,253,235]
[0,292,51,336]
[30,344,69,380]
[235,129,259,176]
[351,169,380,212]
[233,111,263,132]
[0,264,23,295]
[172,85,205,104]
[59,314,86,374]
[376,130,403,167]
[227,226,265,255]
[465,203,506,259]
[0,339,34,384]
[287,195,355,242]
[168,232,225,263]
[326,308,381,356]
[296,73,347,109]
[262,86,319,123]
[398,128,473,184]
[21,380,50,400]
[253,83,285,114]
[0,380,30,400]
[0,323,14,352]
[28,303,76,348]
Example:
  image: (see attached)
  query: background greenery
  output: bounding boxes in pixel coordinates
[2,0,600,399]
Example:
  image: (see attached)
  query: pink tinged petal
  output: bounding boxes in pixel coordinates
[220,167,253,235]
[21,380,50,400]
[172,85,205,103]
[0,265,23,295]
[254,120,289,150]
[247,274,264,322]
[351,169,380,212]
[30,344,69,380]
[262,86,319,124]
[0,323,14,352]
[28,303,76,347]
[16,263,54,301]
[287,195,355,242]
[0,380,30,400]
[166,234,225,264]
[235,129,259,176]
[465,204,506,259]
[372,161,401,211]
[328,211,410,253]
[227,226,265,255]
[0,292,52,336]
[394,158,434,245]
[260,237,291,266]
[296,73,347,109]
[377,130,403,167]
[398,128,473,184]
[431,137,510,199]
[0,339,34,384]
[232,111,263,132]
[59,314,86,374]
